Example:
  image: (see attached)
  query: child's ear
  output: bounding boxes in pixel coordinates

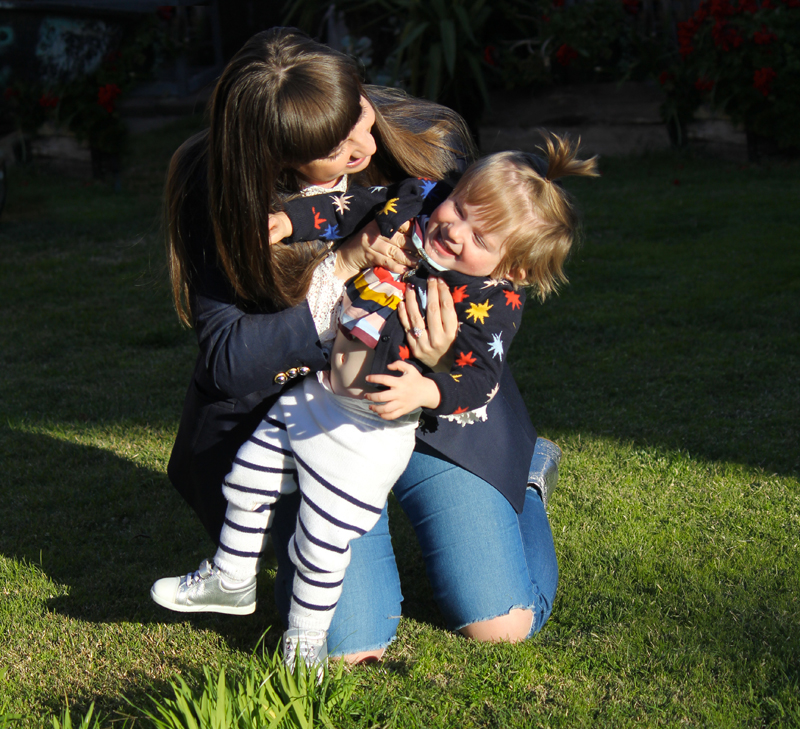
[504,268,527,284]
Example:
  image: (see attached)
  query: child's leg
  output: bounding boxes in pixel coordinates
[149,398,299,615]
[214,405,299,581]
[282,377,418,632]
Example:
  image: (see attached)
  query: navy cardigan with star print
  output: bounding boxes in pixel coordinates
[282,180,526,420]
[378,263,525,421]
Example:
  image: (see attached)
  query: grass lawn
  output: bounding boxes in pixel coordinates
[0,119,798,728]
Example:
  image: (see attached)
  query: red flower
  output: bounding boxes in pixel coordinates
[738,0,759,10]
[712,21,743,50]
[695,76,715,91]
[39,93,59,109]
[555,44,579,66]
[677,18,702,56]
[483,45,497,67]
[753,67,777,96]
[97,83,121,113]
[4,87,19,100]
[784,0,800,7]
[753,25,777,44]
[761,0,775,7]
[623,0,642,13]
[541,13,551,22]
[156,5,174,20]
[709,0,735,16]
[552,0,565,6]
[658,70,674,86]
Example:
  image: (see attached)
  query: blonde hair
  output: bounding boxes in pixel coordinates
[453,133,599,301]
[166,29,475,326]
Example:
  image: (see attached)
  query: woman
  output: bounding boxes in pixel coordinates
[161,27,559,662]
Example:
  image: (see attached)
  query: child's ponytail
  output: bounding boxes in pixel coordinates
[452,133,599,301]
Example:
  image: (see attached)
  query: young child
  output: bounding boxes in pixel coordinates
[151,135,598,671]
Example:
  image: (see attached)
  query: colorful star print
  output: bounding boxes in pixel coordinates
[452,285,468,303]
[455,351,477,367]
[312,207,326,230]
[331,193,353,215]
[380,198,400,216]
[488,332,504,360]
[398,344,410,360]
[322,223,340,239]
[465,301,492,324]
[417,286,428,312]
[504,290,522,309]
[420,179,437,199]
[369,185,387,193]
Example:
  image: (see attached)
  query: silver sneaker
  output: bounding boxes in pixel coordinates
[150,559,256,615]
[282,628,328,679]
[528,437,562,510]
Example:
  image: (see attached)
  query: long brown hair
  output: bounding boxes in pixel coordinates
[166,29,475,325]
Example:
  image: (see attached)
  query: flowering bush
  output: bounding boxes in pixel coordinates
[662,0,800,150]
[4,17,163,159]
[495,0,665,89]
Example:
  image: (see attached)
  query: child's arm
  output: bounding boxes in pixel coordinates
[424,282,526,419]
[274,178,450,244]
[365,361,441,420]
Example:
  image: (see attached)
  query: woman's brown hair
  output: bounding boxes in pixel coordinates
[166,29,475,325]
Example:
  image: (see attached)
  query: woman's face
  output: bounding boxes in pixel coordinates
[295,97,377,189]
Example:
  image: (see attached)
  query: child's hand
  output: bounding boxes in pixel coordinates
[268,212,293,244]
[365,361,441,420]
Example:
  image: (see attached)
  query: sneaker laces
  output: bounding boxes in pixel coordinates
[183,560,214,586]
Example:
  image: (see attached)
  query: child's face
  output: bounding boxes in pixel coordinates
[423,195,507,277]
[295,97,377,188]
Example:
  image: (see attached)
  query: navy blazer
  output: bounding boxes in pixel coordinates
[168,167,537,543]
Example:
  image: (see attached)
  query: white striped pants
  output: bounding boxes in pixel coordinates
[214,375,418,632]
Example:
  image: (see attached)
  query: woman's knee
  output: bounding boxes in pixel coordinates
[335,648,385,665]
[458,608,534,643]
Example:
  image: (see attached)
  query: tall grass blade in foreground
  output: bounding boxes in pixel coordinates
[50,702,100,729]
[136,646,355,729]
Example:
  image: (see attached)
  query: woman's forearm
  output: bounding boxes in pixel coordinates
[192,293,327,400]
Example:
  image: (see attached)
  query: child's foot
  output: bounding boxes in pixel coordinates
[150,559,256,615]
[282,628,328,679]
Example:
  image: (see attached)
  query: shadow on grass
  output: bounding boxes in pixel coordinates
[512,155,800,479]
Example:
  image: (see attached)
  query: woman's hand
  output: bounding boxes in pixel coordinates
[335,220,416,281]
[399,277,458,371]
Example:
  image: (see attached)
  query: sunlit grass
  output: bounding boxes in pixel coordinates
[0,121,798,726]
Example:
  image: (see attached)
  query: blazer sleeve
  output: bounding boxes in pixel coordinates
[183,186,329,401]
[191,292,327,400]
[424,283,526,417]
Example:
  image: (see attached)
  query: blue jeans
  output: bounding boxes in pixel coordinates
[271,449,559,655]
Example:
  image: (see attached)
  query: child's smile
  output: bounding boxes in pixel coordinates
[423,196,507,277]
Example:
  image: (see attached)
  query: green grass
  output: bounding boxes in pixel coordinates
[0,121,798,727]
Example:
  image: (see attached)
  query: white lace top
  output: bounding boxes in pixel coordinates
[300,175,349,349]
